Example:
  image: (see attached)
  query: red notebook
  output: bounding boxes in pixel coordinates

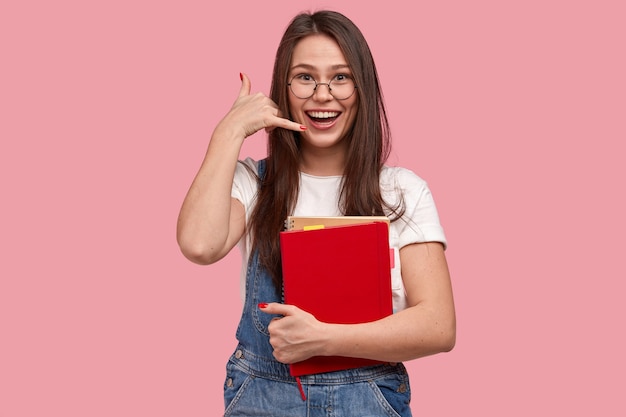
[279,221,393,376]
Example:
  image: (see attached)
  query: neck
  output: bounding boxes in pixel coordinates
[299,147,346,176]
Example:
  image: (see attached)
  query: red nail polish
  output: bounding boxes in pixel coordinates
[239,72,243,81]
[300,125,307,130]
[258,303,268,309]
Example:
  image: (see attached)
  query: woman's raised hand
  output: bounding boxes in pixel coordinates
[214,73,306,140]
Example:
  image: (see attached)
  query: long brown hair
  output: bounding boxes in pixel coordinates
[248,10,403,292]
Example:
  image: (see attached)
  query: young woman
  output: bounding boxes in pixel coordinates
[177,10,456,416]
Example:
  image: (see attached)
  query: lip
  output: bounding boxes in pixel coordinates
[305,110,342,130]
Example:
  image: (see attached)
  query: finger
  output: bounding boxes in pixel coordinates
[264,121,305,134]
[258,302,297,316]
[272,109,307,133]
[238,72,251,97]
[274,117,307,133]
[261,114,307,133]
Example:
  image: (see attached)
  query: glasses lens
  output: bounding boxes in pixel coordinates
[290,76,316,99]
[329,76,355,100]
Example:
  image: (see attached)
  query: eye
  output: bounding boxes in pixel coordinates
[294,73,314,82]
[333,74,352,84]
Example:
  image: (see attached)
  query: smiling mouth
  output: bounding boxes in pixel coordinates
[306,111,340,124]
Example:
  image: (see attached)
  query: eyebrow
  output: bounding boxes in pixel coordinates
[290,63,351,71]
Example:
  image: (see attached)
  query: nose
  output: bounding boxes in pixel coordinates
[312,83,333,101]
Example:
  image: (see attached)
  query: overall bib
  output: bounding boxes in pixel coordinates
[224,160,412,417]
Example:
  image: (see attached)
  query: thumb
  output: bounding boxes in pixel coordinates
[238,72,251,97]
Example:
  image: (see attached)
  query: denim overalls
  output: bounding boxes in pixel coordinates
[223,160,412,417]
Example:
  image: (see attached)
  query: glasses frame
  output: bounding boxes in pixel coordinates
[287,75,357,100]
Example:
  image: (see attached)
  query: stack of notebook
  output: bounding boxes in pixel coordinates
[279,216,393,376]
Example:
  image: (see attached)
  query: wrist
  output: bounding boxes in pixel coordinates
[319,323,343,357]
[212,120,247,144]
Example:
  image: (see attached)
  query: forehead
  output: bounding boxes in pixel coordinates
[290,34,349,72]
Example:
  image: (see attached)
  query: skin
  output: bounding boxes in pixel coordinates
[262,241,455,363]
[175,74,303,265]
[288,34,359,176]
[177,34,456,364]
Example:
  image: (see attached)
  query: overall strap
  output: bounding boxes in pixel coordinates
[255,157,306,398]
[257,158,267,179]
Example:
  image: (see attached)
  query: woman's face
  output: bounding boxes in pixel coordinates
[288,34,358,154]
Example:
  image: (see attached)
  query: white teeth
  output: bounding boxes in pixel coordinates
[307,111,339,119]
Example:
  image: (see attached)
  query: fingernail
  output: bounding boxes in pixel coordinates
[300,125,307,130]
[258,303,268,309]
[239,72,243,81]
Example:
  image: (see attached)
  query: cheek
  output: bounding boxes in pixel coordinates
[345,97,358,119]
[344,102,358,127]
[287,98,302,122]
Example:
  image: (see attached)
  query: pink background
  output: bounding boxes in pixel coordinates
[1,0,624,415]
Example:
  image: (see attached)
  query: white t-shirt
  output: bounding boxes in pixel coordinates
[231,157,447,312]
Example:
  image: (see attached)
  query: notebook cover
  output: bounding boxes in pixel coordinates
[279,221,393,376]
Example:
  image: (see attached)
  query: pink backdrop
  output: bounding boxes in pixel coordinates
[2,1,624,415]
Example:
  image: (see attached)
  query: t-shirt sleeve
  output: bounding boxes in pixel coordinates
[387,168,448,250]
[231,157,260,217]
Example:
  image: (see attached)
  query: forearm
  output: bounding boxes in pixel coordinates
[323,302,456,363]
[263,243,456,364]
[176,129,245,264]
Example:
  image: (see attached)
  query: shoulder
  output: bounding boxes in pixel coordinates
[383,165,448,248]
[232,157,262,207]
[380,165,431,195]
[236,157,261,177]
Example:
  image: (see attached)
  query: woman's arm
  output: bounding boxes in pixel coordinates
[176,74,305,265]
[262,241,456,363]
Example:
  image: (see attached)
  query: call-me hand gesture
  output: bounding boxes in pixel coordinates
[214,73,306,141]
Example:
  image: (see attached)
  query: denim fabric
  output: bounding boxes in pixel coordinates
[223,159,412,416]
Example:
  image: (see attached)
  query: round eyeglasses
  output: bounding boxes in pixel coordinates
[288,74,357,100]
